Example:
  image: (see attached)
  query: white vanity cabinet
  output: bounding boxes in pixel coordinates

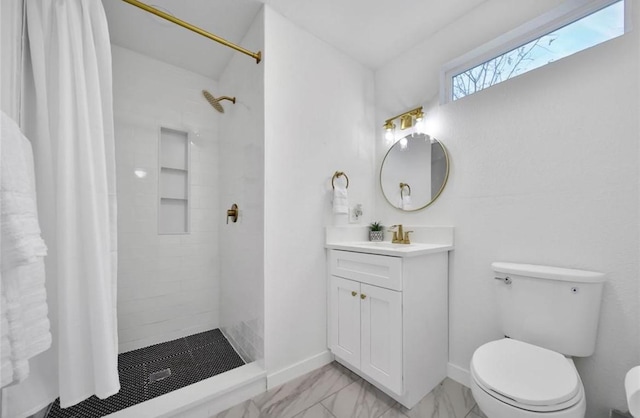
[330,275,403,393]
[327,247,449,409]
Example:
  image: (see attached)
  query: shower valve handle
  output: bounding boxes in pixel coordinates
[226,204,239,224]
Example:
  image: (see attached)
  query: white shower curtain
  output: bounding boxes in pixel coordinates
[2,0,120,414]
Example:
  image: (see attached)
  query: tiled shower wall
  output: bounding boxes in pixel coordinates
[112,45,221,352]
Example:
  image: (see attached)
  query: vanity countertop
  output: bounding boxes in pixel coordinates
[325,241,453,258]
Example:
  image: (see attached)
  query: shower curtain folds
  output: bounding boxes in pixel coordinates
[3,0,120,414]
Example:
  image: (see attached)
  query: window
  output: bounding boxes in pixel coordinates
[441,0,627,103]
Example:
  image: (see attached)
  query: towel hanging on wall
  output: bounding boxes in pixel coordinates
[0,111,51,388]
[331,171,349,214]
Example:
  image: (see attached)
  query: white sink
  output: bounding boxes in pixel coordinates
[325,241,452,257]
[362,242,414,248]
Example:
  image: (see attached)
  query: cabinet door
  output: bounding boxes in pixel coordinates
[329,276,361,367]
[360,283,403,394]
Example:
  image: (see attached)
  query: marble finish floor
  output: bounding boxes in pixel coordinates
[215,362,488,418]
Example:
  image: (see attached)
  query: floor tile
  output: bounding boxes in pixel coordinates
[214,399,260,418]
[186,329,225,349]
[118,337,190,369]
[48,328,243,418]
[146,351,195,377]
[253,362,359,418]
[465,404,487,418]
[146,367,193,399]
[119,363,146,388]
[192,341,244,371]
[401,378,475,418]
[378,406,409,418]
[293,403,336,418]
[321,379,396,418]
[48,384,148,418]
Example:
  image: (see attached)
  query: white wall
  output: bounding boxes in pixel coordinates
[0,0,23,120]
[112,46,221,352]
[374,1,639,416]
[218,8,265,364]
[263,6,376,376]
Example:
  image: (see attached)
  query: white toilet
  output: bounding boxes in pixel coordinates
[470,262,605,418]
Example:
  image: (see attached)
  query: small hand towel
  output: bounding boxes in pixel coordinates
[333,184,349,214]
[399,195,412,210]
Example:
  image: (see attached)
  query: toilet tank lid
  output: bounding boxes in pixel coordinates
[492,262,605,283]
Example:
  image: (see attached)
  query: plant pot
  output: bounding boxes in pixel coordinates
[369,231,384,242]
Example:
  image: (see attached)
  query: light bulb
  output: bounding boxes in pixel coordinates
[383,121,396,144]
[414,109,425,133]
[134,169,147,178]
[385,129,394,141]
[399,137,408,149]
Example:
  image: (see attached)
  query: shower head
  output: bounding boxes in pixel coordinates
[202,90,236,113]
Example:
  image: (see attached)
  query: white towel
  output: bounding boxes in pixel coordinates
[1,111,51,388]
[1,114,47,269]
[333,184,349,214]
[398,195,412,210]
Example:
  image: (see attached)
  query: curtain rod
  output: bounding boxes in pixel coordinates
[121,0,262,64]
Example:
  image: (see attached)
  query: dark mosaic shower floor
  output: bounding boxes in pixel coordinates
[47,329,245,418]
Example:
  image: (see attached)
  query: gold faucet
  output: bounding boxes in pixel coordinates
[388,224,413,244]
[388,225,404,243]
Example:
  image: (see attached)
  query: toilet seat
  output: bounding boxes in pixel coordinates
[471,339,583,412]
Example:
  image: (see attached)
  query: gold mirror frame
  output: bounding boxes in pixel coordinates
[379,135,450,212]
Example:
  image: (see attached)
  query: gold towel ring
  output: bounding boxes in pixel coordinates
[400,182,411,198]
[332,171,349,189]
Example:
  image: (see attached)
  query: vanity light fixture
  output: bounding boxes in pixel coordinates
[400,114,413,130]
[384,120,396,142]
[383,106,425,144]
[414,108,425,133]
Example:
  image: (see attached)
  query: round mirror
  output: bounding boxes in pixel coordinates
[380,133,450,211]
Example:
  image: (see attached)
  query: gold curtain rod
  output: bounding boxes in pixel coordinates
[121,0,262,64]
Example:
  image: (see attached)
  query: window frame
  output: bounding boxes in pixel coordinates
[439,0,631,104]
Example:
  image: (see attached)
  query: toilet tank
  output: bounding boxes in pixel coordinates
[492,262,605,357]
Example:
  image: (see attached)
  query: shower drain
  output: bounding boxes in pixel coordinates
[149,368,171,383]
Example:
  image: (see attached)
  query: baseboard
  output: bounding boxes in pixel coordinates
[266,351,334,389]
[447,362,471,388]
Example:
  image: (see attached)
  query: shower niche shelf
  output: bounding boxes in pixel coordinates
[159,127,190,234]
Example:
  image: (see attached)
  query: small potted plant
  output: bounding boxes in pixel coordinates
[369,221,384,242]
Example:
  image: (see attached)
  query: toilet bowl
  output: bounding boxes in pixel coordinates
[471,262,605,418]
[470,339,586,418]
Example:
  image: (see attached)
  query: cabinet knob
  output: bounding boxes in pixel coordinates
[351,291,357,297]
[361,294,367,300]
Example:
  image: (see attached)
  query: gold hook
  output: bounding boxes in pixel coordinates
[399,182,411,198]
[332,171,349,189]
